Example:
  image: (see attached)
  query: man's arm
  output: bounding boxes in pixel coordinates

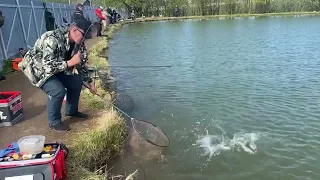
[42,36,67,74]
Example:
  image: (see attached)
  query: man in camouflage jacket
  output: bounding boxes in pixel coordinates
[19,19,97,131]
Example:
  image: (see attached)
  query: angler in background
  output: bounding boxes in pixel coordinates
[83,0,90,6]
[94,6,106,37]
[17,48,26,58]
[174,6,180,17]
[72,3,85,21]
[107,7,113,24]
[112,9,118,24]
[43,3,56,31]
[18,19,97,132]
[130,10,136,20]
[102,7,110,30]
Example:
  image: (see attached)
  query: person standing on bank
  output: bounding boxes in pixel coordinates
[83,0,90,6]
[18,19,97,131]
[72,3,85,21]
[94,6,106,37]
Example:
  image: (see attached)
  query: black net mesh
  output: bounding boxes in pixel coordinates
[114,89,135,113]
[97,71,170,161]
[129,119,169,161]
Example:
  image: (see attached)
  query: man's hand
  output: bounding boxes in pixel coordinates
[67,51,81,68]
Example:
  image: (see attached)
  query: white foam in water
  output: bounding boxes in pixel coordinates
[195,130,259,159]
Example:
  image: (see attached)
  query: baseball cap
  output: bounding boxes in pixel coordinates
[73,18,92,37]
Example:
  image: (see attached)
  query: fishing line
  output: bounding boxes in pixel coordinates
[175,20,185,35]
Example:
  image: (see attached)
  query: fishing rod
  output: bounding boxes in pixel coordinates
[97,56,173,68]
[72,22,95,75]
[88,62,172,69]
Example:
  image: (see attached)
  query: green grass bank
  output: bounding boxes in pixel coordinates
[66,23,137,180]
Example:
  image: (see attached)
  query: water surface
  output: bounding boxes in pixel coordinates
[109,16,320,180]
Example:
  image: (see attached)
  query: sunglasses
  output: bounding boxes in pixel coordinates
[76,28,85,36]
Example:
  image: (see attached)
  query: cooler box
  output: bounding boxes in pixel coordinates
[0,91,23,127]
[0,143,67,180]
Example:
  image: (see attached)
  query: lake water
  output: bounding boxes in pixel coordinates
[108,16,320,180]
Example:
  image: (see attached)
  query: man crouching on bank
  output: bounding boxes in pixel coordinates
[19,19,97,131]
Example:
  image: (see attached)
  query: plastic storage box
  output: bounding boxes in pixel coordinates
[0,91,23,127]
[18,135,46,155]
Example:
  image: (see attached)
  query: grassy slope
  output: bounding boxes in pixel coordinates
[66,23,137,180]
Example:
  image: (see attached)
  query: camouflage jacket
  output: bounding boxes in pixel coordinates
[18,24,92,88]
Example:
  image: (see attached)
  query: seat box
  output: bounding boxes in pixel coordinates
[0,91,23,127]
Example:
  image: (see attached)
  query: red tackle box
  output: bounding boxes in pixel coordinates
[0,91,23,127]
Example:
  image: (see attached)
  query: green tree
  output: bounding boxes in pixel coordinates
[46,0,320,16]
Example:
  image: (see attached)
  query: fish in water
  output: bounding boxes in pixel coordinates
[196,132,259,159]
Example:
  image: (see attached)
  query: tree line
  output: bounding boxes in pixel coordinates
[45,0,320,17]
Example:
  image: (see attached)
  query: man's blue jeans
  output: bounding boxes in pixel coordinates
[40,72,83,126]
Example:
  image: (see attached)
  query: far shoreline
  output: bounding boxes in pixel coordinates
[130,11,320,23]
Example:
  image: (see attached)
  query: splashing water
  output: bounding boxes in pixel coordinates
[195,130,260,159]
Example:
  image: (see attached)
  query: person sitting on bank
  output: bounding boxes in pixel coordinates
[18,19,97,131]
[18,48,26,58]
